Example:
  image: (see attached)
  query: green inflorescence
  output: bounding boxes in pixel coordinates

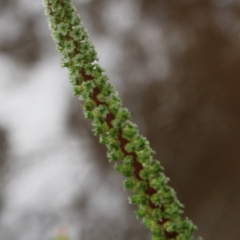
[43,1,202,239]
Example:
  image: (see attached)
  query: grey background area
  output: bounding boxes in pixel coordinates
[0,0,240,240]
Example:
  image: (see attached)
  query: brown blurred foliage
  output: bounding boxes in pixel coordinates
[1,0,240,240]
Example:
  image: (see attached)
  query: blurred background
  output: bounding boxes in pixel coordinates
[0,0,240,239]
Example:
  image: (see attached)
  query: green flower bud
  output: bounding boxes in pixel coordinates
[102,85,115,99]
[70,26,82,40]
[151,208,163,221]
[96,92,107,102]
[107,93,122,113]
[149,175,169,190]
[84,51,99,63]
[61,56,71,68]
[151,222,163,238]
[69,66,80,80]
[99,134,109,145]
[115,107,130,122]
[161,186,176,203]
[107,128,119,139]
[92,118,105,135]
[83,99,96,111]
[163,202,183,220]
[164,220,178,233]
[129,193,148,205]
[123,155,133,165]
[135,181,148,192]
[123,177,137,190]
[73,53,84,67]
[73,86,81,95]
[115,163,134,177]
[107,149,124,162]
[150,192,162,206]
[93,105,109,119]
[139,169,150,180]
[136,146,155,163]
[82,81,95,94]
[151,236,162,240]
[83,110,94,119]
[124,142,137,153]
[128,140,146,153]
[80,41,92,55]
[83,63,94,75]
[149,161,164,173]
[136,205,149,218]
[79,90,91,101]
[71,16,81,26]
[106,139,120,151]
[143,217,155,230]
[122,121,139,141]
[94,75,108,87]
[176,233,193,240]
[57,22,69,35]
[63,40,75,54]
[111,118,124,129]
[176,218,196,234]
[130,136,149,151]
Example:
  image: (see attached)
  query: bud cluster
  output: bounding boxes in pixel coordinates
[43,1,201,239]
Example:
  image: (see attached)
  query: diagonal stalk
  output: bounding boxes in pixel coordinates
[43,1,201,239]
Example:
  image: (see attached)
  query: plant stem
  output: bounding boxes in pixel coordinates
[43,1,201,239]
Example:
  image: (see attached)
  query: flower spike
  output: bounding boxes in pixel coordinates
[43,1,201,239]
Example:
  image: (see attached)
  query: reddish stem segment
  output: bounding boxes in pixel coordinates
[82,69,177,238]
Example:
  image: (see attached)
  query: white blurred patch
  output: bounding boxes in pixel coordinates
[3,145,90,212]
[0,12,23,45]
[0,57,71,156]
[102,0,140,36]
